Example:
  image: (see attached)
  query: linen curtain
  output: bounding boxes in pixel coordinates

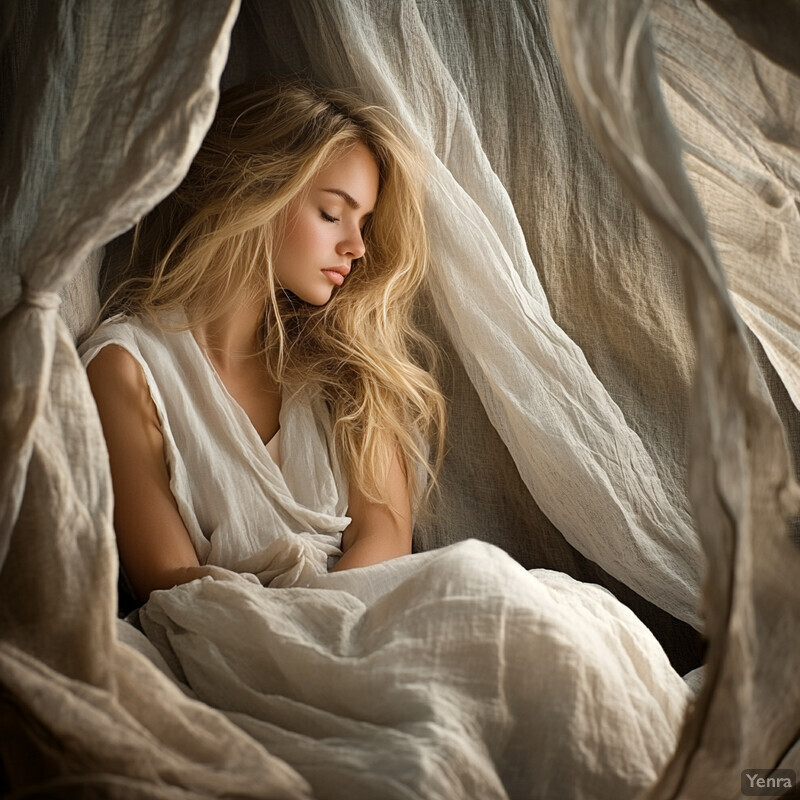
[2,0,799,797]
[1,1,311,795]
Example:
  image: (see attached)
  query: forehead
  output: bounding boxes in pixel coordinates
[313,142,380,212]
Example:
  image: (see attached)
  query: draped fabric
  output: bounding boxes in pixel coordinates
[547,3,800,797]
[79,313,350,579]
[1,0,799,797]
[78,314,690,799]
[0,2,310,796]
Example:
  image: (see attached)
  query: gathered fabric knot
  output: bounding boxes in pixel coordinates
[22,285,61,311]
[234,532,343,589]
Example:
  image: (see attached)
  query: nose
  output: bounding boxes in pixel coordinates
[337,224,366,260]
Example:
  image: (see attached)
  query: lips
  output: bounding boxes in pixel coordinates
[321,265,351,286]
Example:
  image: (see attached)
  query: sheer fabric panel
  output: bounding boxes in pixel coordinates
[549,0,800,795]
[0,1,310,795]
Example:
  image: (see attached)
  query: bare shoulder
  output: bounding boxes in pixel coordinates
[86,344,159,430]
[86,343,143,387]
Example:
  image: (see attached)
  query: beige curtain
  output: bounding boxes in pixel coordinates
[0,1,310,795]
[549,1,800,796]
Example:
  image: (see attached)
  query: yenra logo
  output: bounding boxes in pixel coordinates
[741,769,796,796]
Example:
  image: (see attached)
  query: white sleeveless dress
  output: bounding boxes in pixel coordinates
[80,314,690,800]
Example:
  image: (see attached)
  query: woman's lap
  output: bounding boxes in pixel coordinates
[135,539,688,798]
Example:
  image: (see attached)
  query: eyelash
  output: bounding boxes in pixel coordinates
[321,210,369,234]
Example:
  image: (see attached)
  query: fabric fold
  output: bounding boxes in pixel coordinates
[547,0,800,794]
[279,0,704,630]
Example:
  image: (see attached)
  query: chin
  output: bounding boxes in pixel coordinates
[284,287,334,307]
[306,290,334,307]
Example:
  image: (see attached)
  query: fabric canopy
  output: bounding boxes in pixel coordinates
[1,0,798,796]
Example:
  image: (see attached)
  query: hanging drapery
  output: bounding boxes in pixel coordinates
[0,1,310,795]
[233,0,707,661]
[1,0,799,797]
[547,1,800,796]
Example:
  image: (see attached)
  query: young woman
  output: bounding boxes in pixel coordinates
[81,80,690,799]
[84,80,444,601]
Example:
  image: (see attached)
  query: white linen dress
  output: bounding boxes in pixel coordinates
[80,314,691,800]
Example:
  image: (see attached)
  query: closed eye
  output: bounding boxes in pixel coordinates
[321,210,339,223]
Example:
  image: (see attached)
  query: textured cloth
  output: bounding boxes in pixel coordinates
[2,0,800,797]
[549,3,800,797]
[80,314,691,800]
[1,3,312,798]
[80,314,348,581]
[245,0,705,632]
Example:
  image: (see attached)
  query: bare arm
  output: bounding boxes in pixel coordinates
[330,449,413,572]
[87,345,209,601]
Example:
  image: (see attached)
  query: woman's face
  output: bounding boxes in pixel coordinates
[274,142,379,306]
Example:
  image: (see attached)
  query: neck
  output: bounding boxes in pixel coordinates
[192,296,265,369]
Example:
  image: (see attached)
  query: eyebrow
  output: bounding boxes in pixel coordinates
[321,188,362,210]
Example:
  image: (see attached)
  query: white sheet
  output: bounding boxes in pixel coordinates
[80,314,689,799]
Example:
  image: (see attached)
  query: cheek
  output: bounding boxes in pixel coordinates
[279,213,323,263]
[275,219,306,269]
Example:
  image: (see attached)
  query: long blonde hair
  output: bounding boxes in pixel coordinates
[105,79,445,508]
